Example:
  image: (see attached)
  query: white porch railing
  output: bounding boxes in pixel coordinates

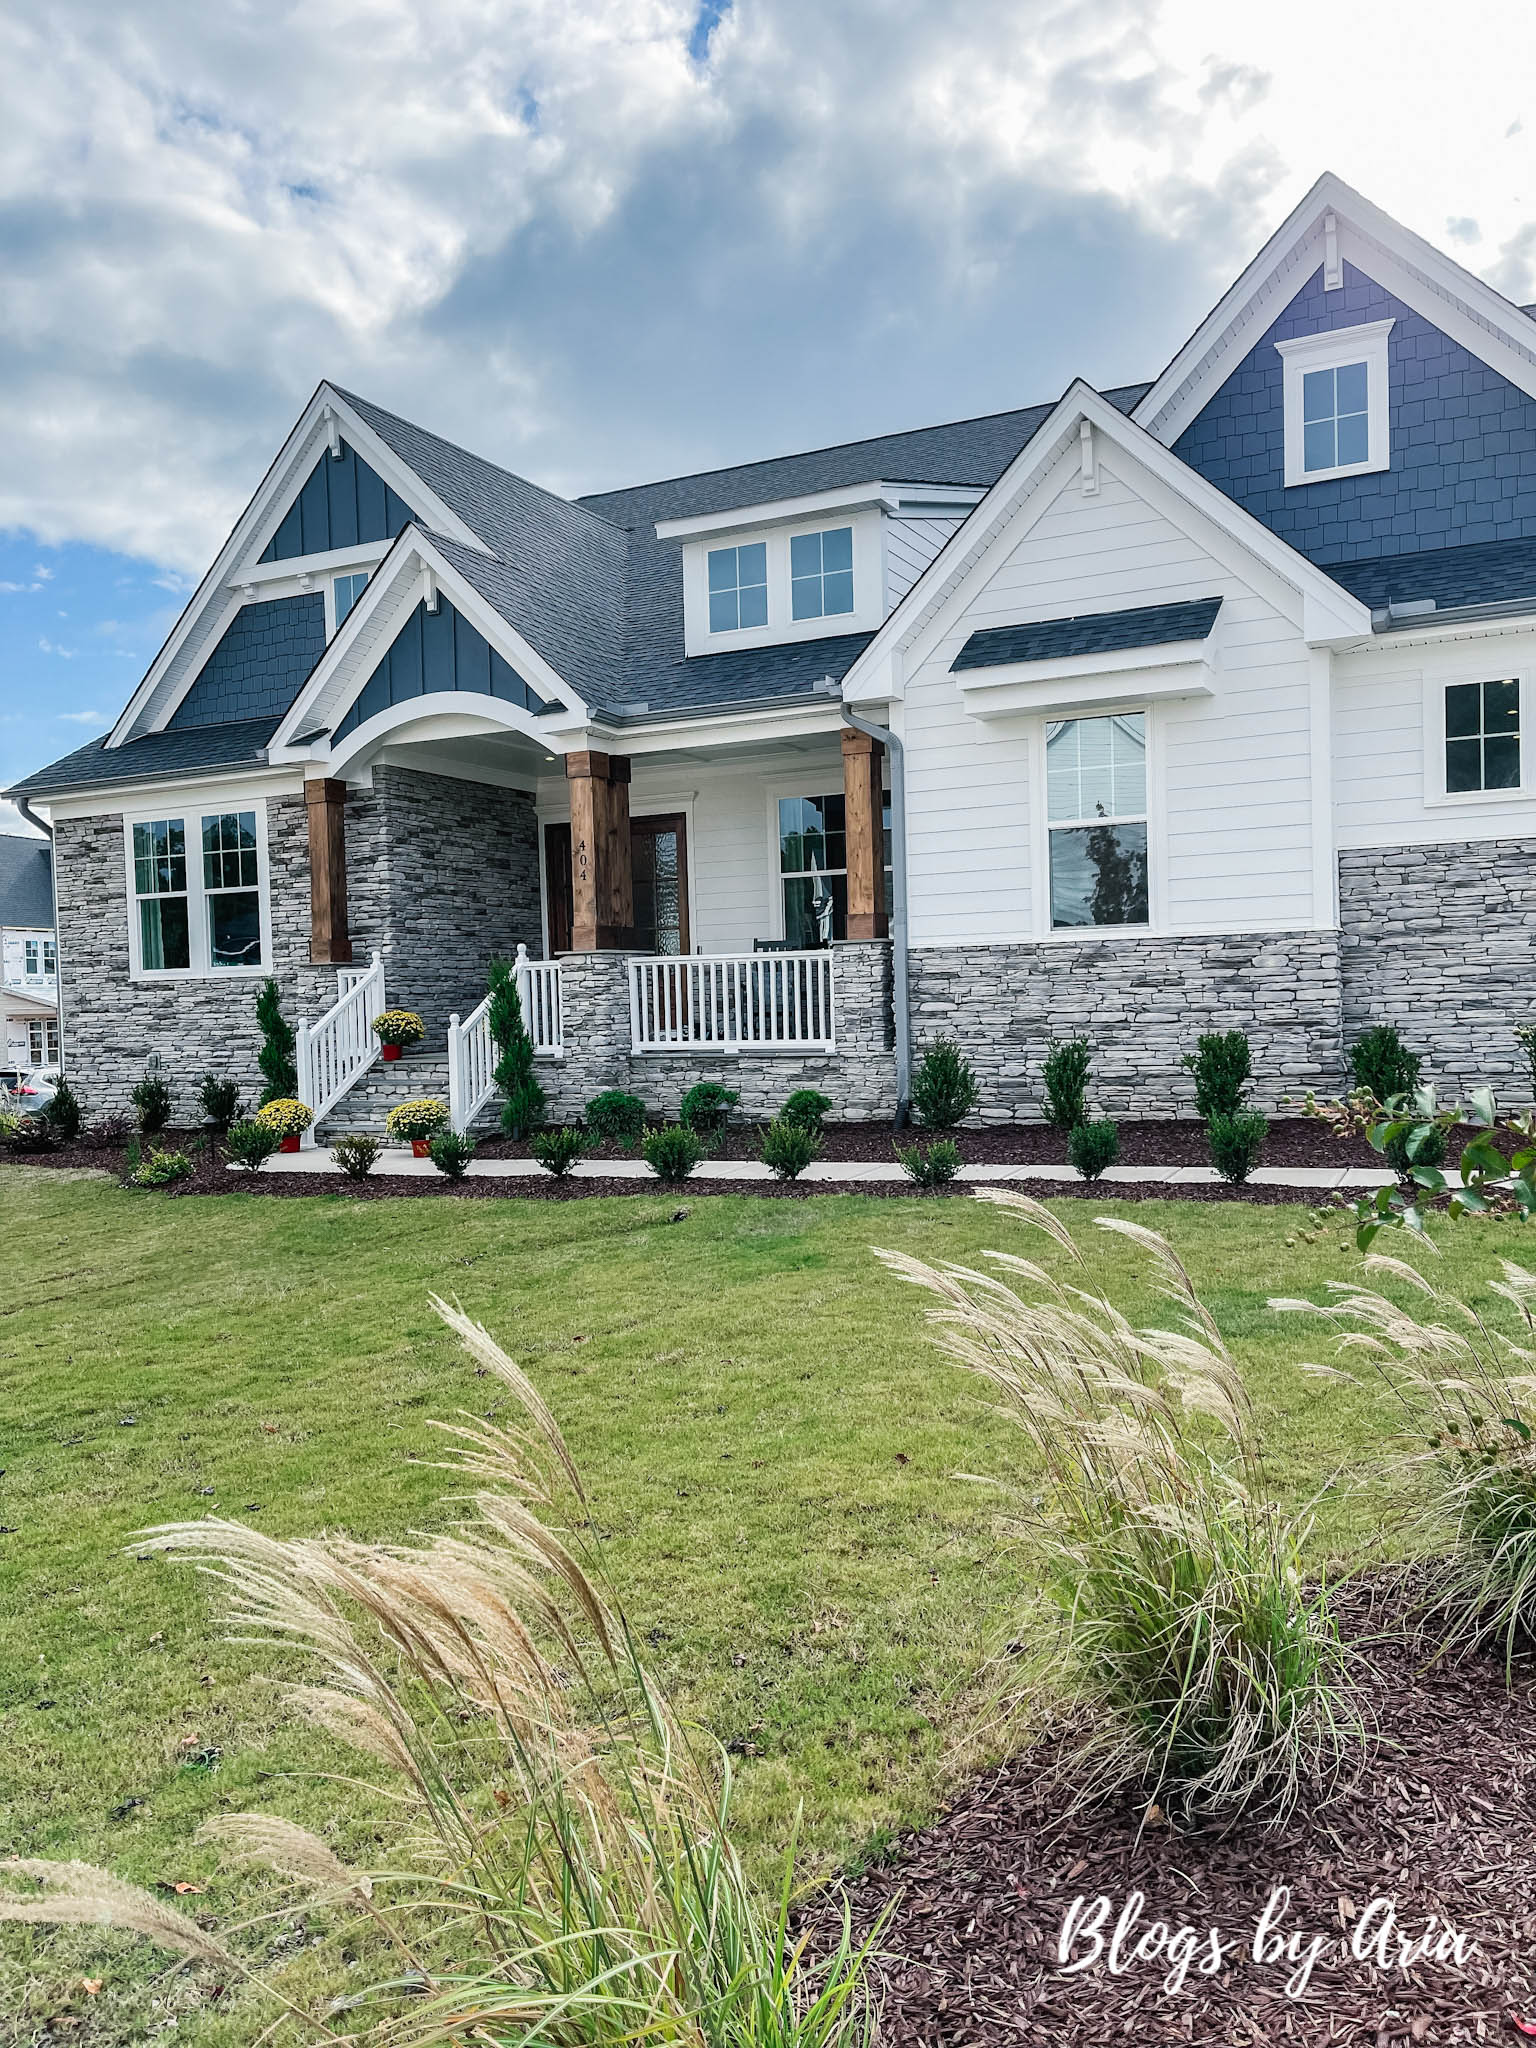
[447,945,564,1134]
[629,950,835,1054]
[295,950,385,1145]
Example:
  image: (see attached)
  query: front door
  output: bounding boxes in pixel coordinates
[630,814,689,955]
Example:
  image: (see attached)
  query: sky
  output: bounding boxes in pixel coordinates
[3,0,1535,831]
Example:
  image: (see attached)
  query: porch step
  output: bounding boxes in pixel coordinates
[314,1051,502,1138]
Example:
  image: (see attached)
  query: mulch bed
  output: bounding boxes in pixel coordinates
[830,1590,1536,2045]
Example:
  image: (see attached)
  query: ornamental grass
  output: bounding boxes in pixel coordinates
[879,1191,1363,1825]
[0,1299,882,2046]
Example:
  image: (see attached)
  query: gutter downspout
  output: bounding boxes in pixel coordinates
[14,797,51,842]
[838,698,910,1127]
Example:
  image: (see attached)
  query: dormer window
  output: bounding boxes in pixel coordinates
[707,542,768,632]
[790,526,854,620]
[1276,320,1392,487]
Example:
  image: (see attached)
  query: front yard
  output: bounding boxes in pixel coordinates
[0,1167,1514,2042]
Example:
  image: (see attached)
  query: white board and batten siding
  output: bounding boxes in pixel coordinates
[899,449,1321,950]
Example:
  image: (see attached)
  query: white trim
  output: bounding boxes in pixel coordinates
[681,509,883,658]
[654,480,981,541]
[121,795,273,983]
[1308,648,1337,928]
[1276,320,1392,488]
[1030,706,1158,942]
[954,636,1216,720]
[1421,667,1532,808]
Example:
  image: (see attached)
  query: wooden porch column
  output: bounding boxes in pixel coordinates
[305,778,353,963]
[565,751,634,949]
[840,726,889,941]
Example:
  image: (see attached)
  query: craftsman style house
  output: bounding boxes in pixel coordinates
[12,174,1536,1133]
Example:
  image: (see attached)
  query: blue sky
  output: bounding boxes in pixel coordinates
[4,0,1536,823]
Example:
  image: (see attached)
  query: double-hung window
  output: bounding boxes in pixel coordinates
[332,570,370,630]
[129,803,267,976]
[777,792,891,947]
[707,542,768,632]
[23,937,56,978]
[27,1019,60,1069]
[790,526,854,620]
[1445,679,1520,793]
[1045,713,1149,929]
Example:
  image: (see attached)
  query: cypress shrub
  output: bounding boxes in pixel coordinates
[487,957,546,1139]
[1042,1038,1092,1133]
[255,978,297,1105]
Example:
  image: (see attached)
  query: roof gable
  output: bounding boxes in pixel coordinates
[333,588,556,741]
[167,592,326,730]
[258,438,418,561]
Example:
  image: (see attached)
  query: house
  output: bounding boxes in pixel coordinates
[0,834,59,1080]
[10,172,1536,1136]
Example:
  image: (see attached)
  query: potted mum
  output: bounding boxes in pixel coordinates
[386,1097,451,1158]
[254,1097,313,1154]
[372,1010,425,1063]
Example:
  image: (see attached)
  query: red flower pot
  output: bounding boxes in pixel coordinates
[381,1042,403,1062]
[280,1134,301,1154]
[411,1137,431,1158]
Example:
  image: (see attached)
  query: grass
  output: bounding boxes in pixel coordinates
[0,1167,1526,2042]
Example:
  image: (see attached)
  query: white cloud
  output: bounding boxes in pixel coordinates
[58,708,108,723]
[37,638,75,658]
[0,800,47,837]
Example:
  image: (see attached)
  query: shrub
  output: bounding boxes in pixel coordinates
[1042,1037,1092,1133]
[371,1009,425,1049]
[1516,1021,1536,1104]
[679,1081,738,1136]
[42,1077,81,1142]
[1208,1109,1269,1184]
[883,1194,1362,1821]
[1349,1023,1421,1109]
[131,1073,173,1137]
[127,1147,193,1189]
[87,1112,131,1149]
[781,1088,833,1133]
[487,957,545,1139]
[254,1097,314,1140]
[1384,1118,1448,1179]
[8,1112,57,1153]
[911,1037,980,1129]
[0,1110,20,1143]
[254,977,297,1105]
[224,1119,279,1170]
[1181,1030,1252,1121]
[586,1089,647,1148]
[532,1126,589,1177]
[894,1137,962,1187]
[1067,1118,1119,1180]
[760,1117,821,1180]
[643,1124,703,1181]
[197,1073,241,1131]
[429,1129,475,1180]
[331,1132,380,1180]
[385,1097,450,1144]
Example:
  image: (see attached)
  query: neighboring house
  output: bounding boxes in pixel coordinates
[0,835,58,1078]
[10,172,1536,1134]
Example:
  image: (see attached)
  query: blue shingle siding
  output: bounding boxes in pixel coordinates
[952,598,1222,672]
[333,593,555,740]
[1175,260,1536,565]
[167,594,326,730]
[258,440,417,562]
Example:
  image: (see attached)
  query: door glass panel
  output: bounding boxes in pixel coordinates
[631,823,685,954]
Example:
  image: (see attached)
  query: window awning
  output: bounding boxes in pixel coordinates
[949,597,1222,718]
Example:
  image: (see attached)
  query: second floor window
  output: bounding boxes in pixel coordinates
[23,937,56,977]
[790,526,854,620]
[1302,361,1369,473]
[1446,679,1520,793]
[1046,713,1149,929]
[707,542,768,632]
[333,571,370,629]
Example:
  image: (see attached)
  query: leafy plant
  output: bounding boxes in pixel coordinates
[1042,1037,1092,1133]
[1067,1117,1119,1180]
[0,1299,883,2044]
[643,1124,703,1181]
[87,1112,131,1149]
[254,1097,314,1140]
[487,956,546,1139]
[1208,1109,1269,1184]
[428,1129,475,1180]
[532,1126,589,1177]
[254,977,297,1105]
[1384,1118,1447,1179]
[371,1008,425,1048]
[224,1120,279,1170]
[126,1147,193,1189]
[130,1073,173,1137]
[761,1117,821,1180]
[882,1195,1362,1822]
[781,1088,833,1133]
[41,1078,81,1142]
[7,1112,57,1153]
[0,1109,22,1143]
[586,1089,647,1149]
[894,1137,962,1187]
[385,1097,450,1144]
[910,1036,980,1129]
[331,1132,380,1180]
[1516,1023,1536,1104]
[197,1073,241,1132]
[1350,1023,1421,1108]
[679,1080,738,1136]
[1181,1030,1252,1121]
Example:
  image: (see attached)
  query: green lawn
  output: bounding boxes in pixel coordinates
[0,1167,1516,2042]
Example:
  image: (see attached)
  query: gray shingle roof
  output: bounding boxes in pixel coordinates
[9,718,278,798]
[952,598,1223,672]
[0,834,53,927]
[1327,536,1536,615]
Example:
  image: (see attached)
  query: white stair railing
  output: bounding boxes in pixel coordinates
[447,946,564,1134]
[295,950,385,1146]
[629,950,835,1054]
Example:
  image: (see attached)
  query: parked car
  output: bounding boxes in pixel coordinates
[4,1068,58,1114]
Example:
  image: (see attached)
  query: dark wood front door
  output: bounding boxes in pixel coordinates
[543,823,573,955]
[630,814,689,955]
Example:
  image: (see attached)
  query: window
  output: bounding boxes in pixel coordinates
[128,804,267,976]
[707,542,768,633]
[1276,319,1392,487]
[1446,679,1520,793]
[23,937,55,977]
[333,570,370,629]
[778,792,892,948]
[790,526,854,620]
[27,1018,60,1069]
[1046,713,1149,929]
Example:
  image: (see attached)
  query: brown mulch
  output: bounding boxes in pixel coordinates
[827,1596,1536,2046]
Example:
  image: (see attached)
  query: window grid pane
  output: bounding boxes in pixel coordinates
[706,542,768,633]
[1445,680,1521,793]
[790,526,855,622]
[1046,714,1147,823]
[1301,358,1370,473]
[777,791,889,947]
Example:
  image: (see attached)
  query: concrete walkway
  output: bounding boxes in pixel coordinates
[252,1151,1395,1190]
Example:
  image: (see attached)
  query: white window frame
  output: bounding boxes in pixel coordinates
[327,569,372,637]
[762,777,892,945]
[122,796,273,981]
[23,936,56,979]
[1422,669,1533,807]
[789,524,856,623]
[1030,707,1163,941]
[682,510,885,656]
[1276,320,1393,488]
[27,1017,60,1069]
